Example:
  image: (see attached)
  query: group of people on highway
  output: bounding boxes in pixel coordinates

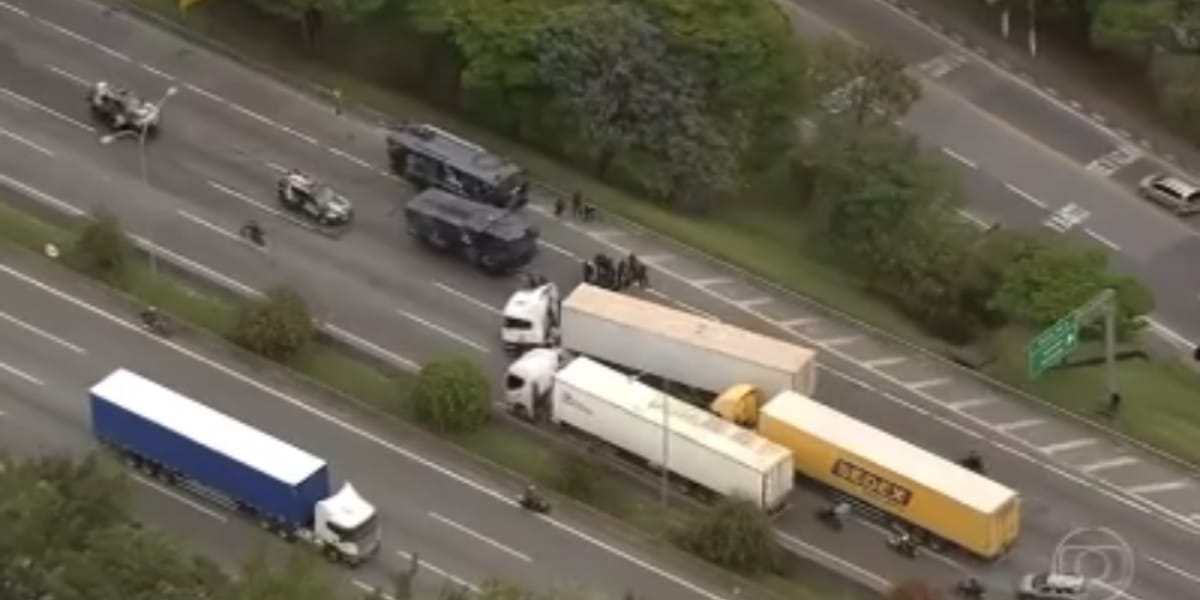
[582,253,647,291]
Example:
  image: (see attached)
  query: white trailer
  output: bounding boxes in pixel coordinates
[561,284,818,397]
[551,356,794,511]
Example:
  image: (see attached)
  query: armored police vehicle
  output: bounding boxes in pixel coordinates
[87,81,161,134]
[386,123,527,208]
[404,188,538,274]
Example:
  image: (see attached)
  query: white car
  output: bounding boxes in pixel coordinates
[1016,572,1085,599]
[1138,172,1200,215]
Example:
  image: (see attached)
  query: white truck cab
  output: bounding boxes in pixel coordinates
[310,483,381,565]
[501,283,560,353]
[503,347,564,419]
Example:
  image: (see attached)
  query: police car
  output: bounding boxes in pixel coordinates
[276,170,353,227]
[87,81,161,134]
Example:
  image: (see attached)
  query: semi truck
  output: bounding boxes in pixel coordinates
[505,349,794,511]
[549,284,817,397]
[500,282,560,353]
[713,387,1021,559]
[89,369,382,565]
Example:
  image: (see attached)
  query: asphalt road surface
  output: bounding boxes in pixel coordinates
[2,0,1200,598]
[782,0,1200,351]
[0,249,764,600]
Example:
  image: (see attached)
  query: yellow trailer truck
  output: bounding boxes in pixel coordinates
[714,387,1020,559]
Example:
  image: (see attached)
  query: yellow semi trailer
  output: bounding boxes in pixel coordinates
[714,388,1020,559]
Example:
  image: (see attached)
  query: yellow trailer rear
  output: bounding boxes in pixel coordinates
[758,392,1020,559]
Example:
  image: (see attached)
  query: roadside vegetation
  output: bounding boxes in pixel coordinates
[0,199,872,599]
[0,452,604,600]
[119,0,1200,464]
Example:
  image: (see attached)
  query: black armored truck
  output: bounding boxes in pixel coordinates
[386,123,528,209]
[404,188,538,274]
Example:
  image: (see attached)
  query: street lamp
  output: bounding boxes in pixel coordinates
[99,85,178,277]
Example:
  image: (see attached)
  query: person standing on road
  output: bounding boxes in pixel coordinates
[570,192,583,218]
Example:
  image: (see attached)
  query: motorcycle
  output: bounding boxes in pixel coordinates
[139,310,170,338]
[518,493,550,515]
[239,222,266,247]
[886,533,918,558]
[814,506,843,531]
[954,579,986,598]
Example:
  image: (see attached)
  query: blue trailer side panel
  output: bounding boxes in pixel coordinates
[90,385,330,528]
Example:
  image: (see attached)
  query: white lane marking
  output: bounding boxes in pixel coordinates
[1039,438,1097,454]
[351,582,395,600]
[434,282,500,315]
[1125,481,1189,495]
[0,126,54,157]
[947,398,993,410]
[692,277,731,287]
[0,262,731,600]
[0,171,84,215]
[394,550,480,593]
[0,310,85,353]
[324,324,419,372]
[862,356,906,368]
[647,289,719,321]
[265,161,289,174]
[0,87,95,132]
[933,414,983,439]
[1004,182,1047,208]
[639,253,674,265]
[1085,145,1143,177]
[1080,456,1138,473]
[1085,228,1121,251]
[908,377,950,390]
[994,418,1046,432]
[1147,555,1200,585]
[589,228,625,240]
[1144,317,1192,349]
[328,147,375,170]
[940,147,977,168]
[780,316,819,327]
[395,308,489,353]
[738,297,772,308]
[956,208,990,229]
[132,475,228,522]
[775,532,889,591]
[0,1,29,17]
[46,64,89,86]
[0,360,41,385]
[820,335,861,347]
[1043,203,1090,232]
[138,63,174,80]
[184,83,223,103]
[178,210,263,250]
[537,239,578,260]
[206,180,284,217]
[429,512,533,562]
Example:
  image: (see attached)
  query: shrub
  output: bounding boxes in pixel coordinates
[66,208,133,287]
[887,579,944,600]
[233,286,315,361]
[552,455,603,502]
[409,358,491,433]
[675,498,779,574]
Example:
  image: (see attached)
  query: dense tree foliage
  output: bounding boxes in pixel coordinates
[676,498,780,574]
[410,357,492,433]
[67,207,134,287]
[234,286,316,361]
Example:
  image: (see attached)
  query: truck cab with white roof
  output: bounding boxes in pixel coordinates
[500,282,560,353]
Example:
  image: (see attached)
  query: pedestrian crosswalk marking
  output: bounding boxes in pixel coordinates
[1043,203,1090,232]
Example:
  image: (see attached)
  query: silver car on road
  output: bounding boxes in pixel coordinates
[1138,173,1200,215]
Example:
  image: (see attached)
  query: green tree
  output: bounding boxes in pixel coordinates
[67,207,134,287]
[1152,53,1200,139]
[1090,0,1176,61]
[231,549,341,600]
[246,0,389,45]
[233,286,316,361]
[809,39,920,129]
[410,358,492,433]
[676,498,779,574]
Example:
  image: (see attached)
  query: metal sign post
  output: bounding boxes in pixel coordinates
[1026,288,1119,401]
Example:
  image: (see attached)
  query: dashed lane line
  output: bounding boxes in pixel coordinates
[0,87,95,132]
[132,475,228,522]
[993,418,1046,433]
[0,126,54,157]
[434,282,501,315]
[0,309,86,353]
[819,335,862,347]
[395,550,481,593]
[429,512,532,563]
[1145,556,1200,587]
[940,147,977,169]
[862,356,907,368]
[537,239,578,260]
[1004,182,1047,208]
[395,308,489,353]
[0,1,29,17]
[1125,481,1190,495]
[178,210,265,251]
[907,377,950,390]
[0,360,42,386]
[1039,438,1097,455]
[946,398,994,411]
[46,64,89,86]
[1085,228,1122,251]
[1080,457,1139,474]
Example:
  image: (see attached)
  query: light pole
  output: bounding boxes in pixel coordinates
[100,85,178,277]
[630,372,670,506]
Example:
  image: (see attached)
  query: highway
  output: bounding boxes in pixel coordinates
[0,249,760,600]
[1,0,1200,597]
[784,0,1200,350]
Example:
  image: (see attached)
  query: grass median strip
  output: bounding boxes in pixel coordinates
[0,198,870,600]
[118,0,1200,468]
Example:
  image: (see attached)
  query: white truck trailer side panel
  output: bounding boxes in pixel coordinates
[552,357,793,510]
[562,285,816,396]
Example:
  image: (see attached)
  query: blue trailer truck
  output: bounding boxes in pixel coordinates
[89,368,381,565]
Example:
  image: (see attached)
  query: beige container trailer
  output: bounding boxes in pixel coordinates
[561,284,817,397]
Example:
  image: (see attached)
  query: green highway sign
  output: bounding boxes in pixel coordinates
[1028,315,1079,378]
